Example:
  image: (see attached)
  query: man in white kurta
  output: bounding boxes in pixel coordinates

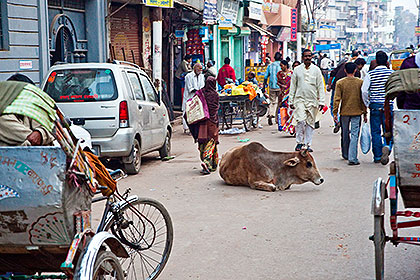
[289,49,325,152]
[183,63,205,132]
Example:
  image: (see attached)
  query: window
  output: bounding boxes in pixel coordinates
[0,1,9,50]
[48,0,85,11]
[43,69,118,102]
[139,75,157,103]
[127,72,145,101]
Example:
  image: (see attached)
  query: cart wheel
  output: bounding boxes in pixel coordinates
[242,101,253,132]
[373,215,386,280]
[93,251,125,280]
[106,198,173,280]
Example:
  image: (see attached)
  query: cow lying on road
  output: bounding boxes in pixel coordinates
[219,142,324,192]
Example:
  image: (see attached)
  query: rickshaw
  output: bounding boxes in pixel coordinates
[370,68,420,279]
[0,88,173,279]
[389,49,413,71]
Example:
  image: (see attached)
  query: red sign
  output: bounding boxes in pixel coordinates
[291,8,297,42]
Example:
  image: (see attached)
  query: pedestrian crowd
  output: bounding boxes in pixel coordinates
[178,46,420,175]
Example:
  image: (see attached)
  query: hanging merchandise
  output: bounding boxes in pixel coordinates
[260,35,269,64]
[186,29,205,65]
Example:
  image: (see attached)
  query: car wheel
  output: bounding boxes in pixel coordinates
[124,139,141,174]
[159,131,171,159]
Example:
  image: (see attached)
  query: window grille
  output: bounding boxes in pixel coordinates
[64,0,84,10]
[48,0,85,10]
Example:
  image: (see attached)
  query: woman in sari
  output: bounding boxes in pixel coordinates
[188,76,220,175]
[276,60,295,135]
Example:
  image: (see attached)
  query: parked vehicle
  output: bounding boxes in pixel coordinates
[42,61,172,174]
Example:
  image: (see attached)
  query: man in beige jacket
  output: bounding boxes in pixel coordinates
[333,62,367,165]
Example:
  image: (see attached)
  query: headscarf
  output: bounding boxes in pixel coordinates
[201,76,219,123]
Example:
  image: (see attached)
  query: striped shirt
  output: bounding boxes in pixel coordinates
[361,66,393,107]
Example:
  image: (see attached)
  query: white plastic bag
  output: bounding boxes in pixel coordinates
[360,122,371,154]
[185,95,206,124]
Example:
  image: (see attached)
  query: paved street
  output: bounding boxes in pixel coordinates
[93,111,420,280]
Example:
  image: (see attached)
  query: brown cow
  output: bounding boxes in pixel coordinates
[219,142,324,191]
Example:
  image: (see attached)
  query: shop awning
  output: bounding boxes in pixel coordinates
[174,0,202,16]
[244,21,275,38]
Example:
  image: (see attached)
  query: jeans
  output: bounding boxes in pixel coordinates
[369,103,393,161]
[340,115,361,162]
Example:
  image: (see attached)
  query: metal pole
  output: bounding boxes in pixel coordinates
[418,0,420,45]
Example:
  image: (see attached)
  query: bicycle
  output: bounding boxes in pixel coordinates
[92,169,173,280]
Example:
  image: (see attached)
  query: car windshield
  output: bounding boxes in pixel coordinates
[44,69,117,102]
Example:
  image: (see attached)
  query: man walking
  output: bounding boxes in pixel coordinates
[217,57,236,87]
[333,62,367,165]
[327,50,361,133]
[175,55,192,107]
[183,63,205,133]
[362,51,394,164]
[289,49,325,152]
[320,54,332,83]
[263,52,282,125]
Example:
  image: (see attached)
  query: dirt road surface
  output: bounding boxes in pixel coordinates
[93,115,420,280]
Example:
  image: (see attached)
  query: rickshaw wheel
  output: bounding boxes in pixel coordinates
[373,215,385,280]
[93,251,125,280]
[106,198,173,280]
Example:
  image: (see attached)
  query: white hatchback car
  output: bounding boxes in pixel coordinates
[42,61,171,174]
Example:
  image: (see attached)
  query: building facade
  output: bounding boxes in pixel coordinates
[0,0,107,84]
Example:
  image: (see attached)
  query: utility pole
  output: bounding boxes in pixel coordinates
[297,0,302,62]
[418,0,420,45]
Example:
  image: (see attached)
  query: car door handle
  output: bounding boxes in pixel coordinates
[151,107,156,111]
[138,105,143,110]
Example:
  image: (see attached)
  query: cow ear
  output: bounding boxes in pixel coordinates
[284,157,300,167]
[300,149,308,157]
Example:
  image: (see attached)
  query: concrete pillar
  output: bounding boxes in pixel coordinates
[297,32,302,62]
[86,0,107,62]
[283,40,288,59]
[152,8,162,87]
[38,0,50,82]
[213,25,220,71]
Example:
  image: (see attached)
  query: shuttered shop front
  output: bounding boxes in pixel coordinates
[110,4,141,65]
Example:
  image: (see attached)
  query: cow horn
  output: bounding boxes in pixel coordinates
[300,149,308,157]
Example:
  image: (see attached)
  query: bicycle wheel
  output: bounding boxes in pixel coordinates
[373,215,385,280]
[106,198,173,280]
[93,251,125,280]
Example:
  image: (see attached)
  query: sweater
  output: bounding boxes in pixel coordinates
[333,77,367,116]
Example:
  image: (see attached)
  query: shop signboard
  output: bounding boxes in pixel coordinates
[19,60,33,70]
[175,30,185,38]
[416,26,420,37]
[146,0,173,8]
[217,0,240,24]
[249,1,263,21]
[314,43,341,51]
[290,8,297,42]
[203,0,218,25]
[262,1,278,13]
[218,17,233,30]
